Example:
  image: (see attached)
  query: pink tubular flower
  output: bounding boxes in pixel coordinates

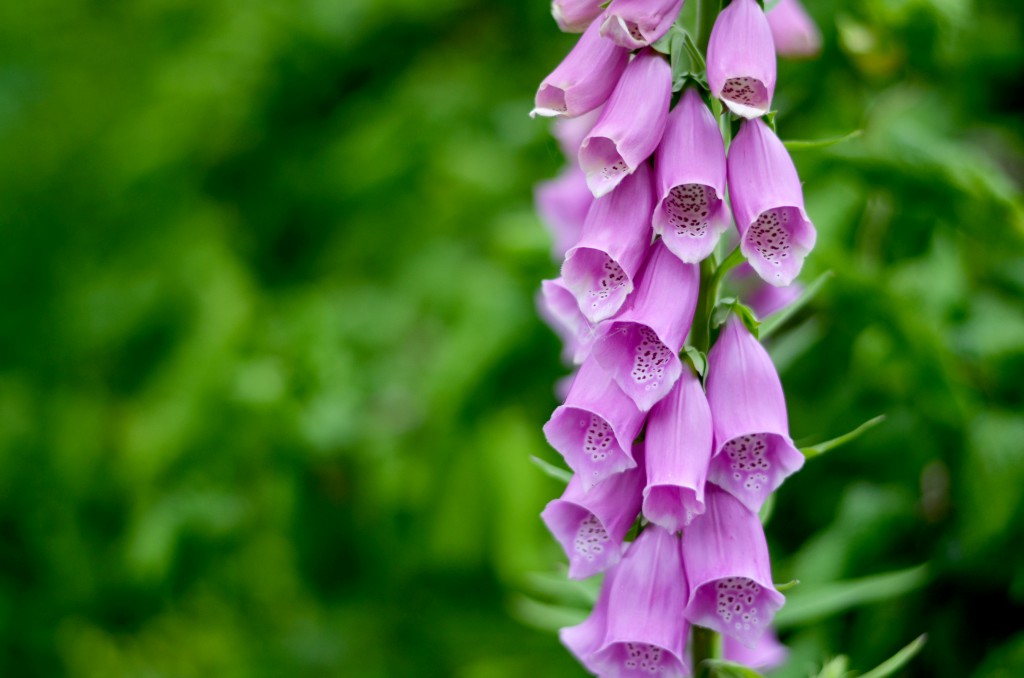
[748,279,803,318]
[538,278,595,365]
[552,106,602,159]
[707,0,776,119]
[705,316,804,511]
[642,366,712,532]
[533,18,630,119]
[599,0,686,50]
[592,526,691,677]
[535,165,592,260]
[681,486,785,648]
[727,117,816,287]
[541,444,644,578]
[591,239,699,411]
[561,568,615,675]
[561,162,655,324]
[579,49,672,197]
[552,0,606,33]
[653,88,731,263]
[766,0,822,58]
[543,356,645,489]
[723,628,789,671]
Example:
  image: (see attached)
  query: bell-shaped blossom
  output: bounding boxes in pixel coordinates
[642,367,712,532]
[705,316,804,510]
[723,628,789,671]
[591,239,699,411]
[592,526,690,677]
[553,0,606,33]
[748,279,803,318]
[681,486,785,648]
[541,445,644,578]
[561,566,616,675]
[533,18,631,118]
[536,165,592,260]
[552,106,603,159]
[579,49,671,197]
[707,0,776,119]
[727,118,816,287]
[538,278,595,364]
[544,356,645,489]
[562,163,655,324]
[653,88,731,263]
[766,0,822,58]
[600,0,685,50]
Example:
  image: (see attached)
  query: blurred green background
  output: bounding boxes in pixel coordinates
[0,0,1022,676]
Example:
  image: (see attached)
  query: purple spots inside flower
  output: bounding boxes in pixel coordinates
[589,257,628,308]
[725,434,770,493]
[721,76,766,107]
[631,327,672,389]
[623,642,666,674]
[626,21,644,42]
[664,183,716,239]
[749,208,793,266]
[601,159,629,182]
[583,415,614,462]
[573,514,609,561]
[715,577,762,633]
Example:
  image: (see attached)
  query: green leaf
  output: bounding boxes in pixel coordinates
[774,564,929,628]
[508,594,587,632]
[523,570,600,608]
[783,129,863,151]
[759,270,833,339]
[758,491,776,525]
[858,635,928,678]
[683,346,708,378]
[700,659,765,678]
[800,415,886,460]
[814,656,851,678]
[529,455,572,484]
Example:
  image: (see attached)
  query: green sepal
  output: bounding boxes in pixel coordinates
[711,297,761,338]
[682,346,708,378]
[784,129,863,152]
[858,634,928,678]
[529,455,572,484]
[775,579,800,592]
[765,110,779,133]
[813,656,850,678]
[800,415,886,460]
[758,270,833,339]
[699,659,765,678]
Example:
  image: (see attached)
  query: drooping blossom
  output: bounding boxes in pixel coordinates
[727,117,816,287]
[552,0,606,32]
[552,106,602,158]
[681,486,785,648]
[535,165,592,260]
[541,443,644,578]
[533,18,631,118]
[642,366,712,532]
[599,0,686,50]
[562,162,655,324]
[705,315,805,511]
[591,526,691,677]
[653,88,731,263]
[591,238,699,411]
[544,356,645,489]
[707,0,776,119]
[766,0,822,58]
[723,628,789,671]
[538,278,595,364]
[579,48,672,197]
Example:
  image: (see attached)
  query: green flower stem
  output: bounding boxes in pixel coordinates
[691,625,722,677]
[690,257,716,354]
[696,0,722,55]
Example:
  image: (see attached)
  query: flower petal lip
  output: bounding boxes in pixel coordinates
[766,0,821,58]
[541,447,644,578]
[599,0,686,50]
[590,239,699,411]
[642,367,713,532]
[552,0,606,33]
[681,486,785,648]
[653,88,731,263]
[532,18,631,119]
[706,0,776,119]
[543,356,645,490]
[592,526,691,677]
[727,117,816,287]
[579,48,672,197]
[561,162,655,324]
[704,315,804,510]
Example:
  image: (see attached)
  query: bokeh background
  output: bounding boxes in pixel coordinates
[1,0,1022,676]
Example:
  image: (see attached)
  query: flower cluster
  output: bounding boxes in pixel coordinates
[533,0,822,675]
